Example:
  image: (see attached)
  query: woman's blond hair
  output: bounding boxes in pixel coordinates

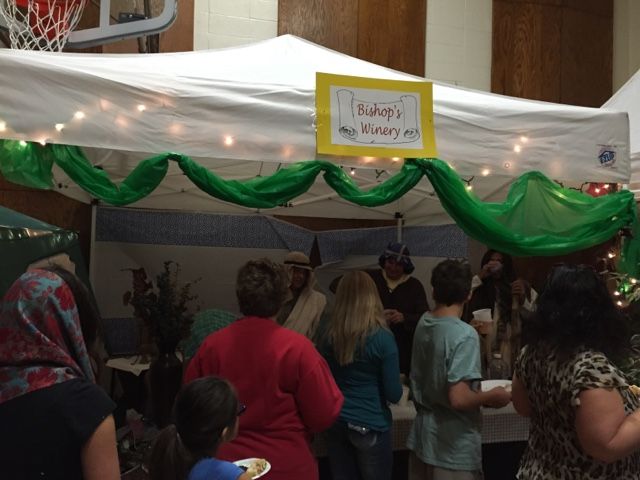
[328,271,387,365]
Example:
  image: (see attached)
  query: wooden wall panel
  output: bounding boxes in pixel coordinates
[102,0,194,53]
[492,1,562,102]
[358,0,426,76]
[0,175,92,265]
[160,0,194,52]
[279,0,425,75]
[492,0,613,107]
[560,3,612,107]
[278,0,358,56]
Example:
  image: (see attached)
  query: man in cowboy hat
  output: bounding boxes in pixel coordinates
[277,251,327,340]
[330,242,429,375]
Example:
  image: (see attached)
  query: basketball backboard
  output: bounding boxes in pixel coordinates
[0,0,177,49]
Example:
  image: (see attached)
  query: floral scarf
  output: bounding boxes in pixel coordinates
[0,269,94,404]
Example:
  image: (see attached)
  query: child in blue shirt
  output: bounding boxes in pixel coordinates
[149,376,251,480]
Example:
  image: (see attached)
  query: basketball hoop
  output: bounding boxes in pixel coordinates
[0,0,86,51]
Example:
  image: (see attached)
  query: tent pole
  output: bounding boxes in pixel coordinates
[396,212,403,242]
[89,203,97,288]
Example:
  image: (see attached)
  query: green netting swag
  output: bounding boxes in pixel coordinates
[1,139,638,276]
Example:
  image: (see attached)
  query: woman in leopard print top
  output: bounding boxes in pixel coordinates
[512,265,640,479]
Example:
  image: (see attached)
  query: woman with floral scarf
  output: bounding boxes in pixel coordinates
[0,268,119,479]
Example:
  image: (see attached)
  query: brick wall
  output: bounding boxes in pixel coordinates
[194,0,277,50]
[425,0,492,90]
[193,0,492,91]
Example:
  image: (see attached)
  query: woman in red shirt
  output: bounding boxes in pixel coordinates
[185,258,343,480]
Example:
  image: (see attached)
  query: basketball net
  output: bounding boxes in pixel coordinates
[0,0,87,51]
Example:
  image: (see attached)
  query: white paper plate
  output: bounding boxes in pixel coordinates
[233,458,271,479]
[481,379,512,392]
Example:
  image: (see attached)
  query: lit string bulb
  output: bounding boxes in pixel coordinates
[464,176,475,192]
[610,271,640,308]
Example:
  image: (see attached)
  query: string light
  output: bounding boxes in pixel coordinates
[74,111,85,120]
[391,157,401,162]
[608,252,616,259]
[513,145,522,153]
[168,123,182,135]
[137,104,147,112]
[481,168,490,177]
[520,136,529,143]
[604,184,610,190]
[55,123,64,132]
[115,116,128,128]
[464,176,475,192]
[19,141,27,147]
[282,146,292,158]
[0,121,6,132]
[224,135,234,146]
[610,271,640,307]
[503,162,512,169]
[38,139,47,146]
[350,167,356,176]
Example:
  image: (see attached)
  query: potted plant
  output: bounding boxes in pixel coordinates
[123,261,199,426]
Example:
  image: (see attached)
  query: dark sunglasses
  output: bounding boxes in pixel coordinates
[237,403,247,416]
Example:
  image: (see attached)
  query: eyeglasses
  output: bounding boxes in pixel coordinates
[237,403,247,416]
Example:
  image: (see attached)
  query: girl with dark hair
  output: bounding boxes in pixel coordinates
[0,268,119,480]
[467,249,536,375]
[512,265,640,479]
[149,376,251,480]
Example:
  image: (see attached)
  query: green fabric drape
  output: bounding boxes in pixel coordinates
[1,139,638,276]
[0,141,54,189]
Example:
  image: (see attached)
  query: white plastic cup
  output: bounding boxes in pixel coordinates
[472,308,493,322]
[399,385,410,406]
[472,308,493,335]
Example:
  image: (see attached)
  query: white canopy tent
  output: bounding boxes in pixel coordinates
[603,69,640,196]
[0,34,631,224]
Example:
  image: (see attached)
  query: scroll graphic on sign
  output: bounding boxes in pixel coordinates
[337,89,358,140]
[316,73,436,158]
[336,90,421,144]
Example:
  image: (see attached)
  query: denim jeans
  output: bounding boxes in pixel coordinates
[326,421,393,480]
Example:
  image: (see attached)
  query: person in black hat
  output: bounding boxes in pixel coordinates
[330,242,429,375]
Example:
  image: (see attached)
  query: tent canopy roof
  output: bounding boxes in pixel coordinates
[0,35,630,220]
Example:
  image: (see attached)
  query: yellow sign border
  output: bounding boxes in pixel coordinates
[316,72,437,158]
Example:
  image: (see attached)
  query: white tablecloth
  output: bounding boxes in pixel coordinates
[106,356,150,377]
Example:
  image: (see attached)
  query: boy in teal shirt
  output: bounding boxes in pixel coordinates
[407,260,511,480]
